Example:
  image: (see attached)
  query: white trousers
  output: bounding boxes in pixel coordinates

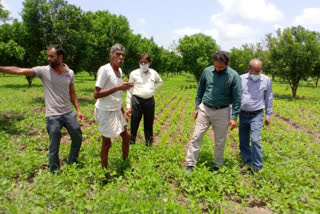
[186,103,230,168]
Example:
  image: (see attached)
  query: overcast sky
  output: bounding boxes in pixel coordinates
[3,0,320,50]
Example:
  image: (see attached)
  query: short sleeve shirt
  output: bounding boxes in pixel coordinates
[95,63,123,111]
[33,65,74,117]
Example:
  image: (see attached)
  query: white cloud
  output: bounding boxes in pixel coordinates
[1,0,8,10]
[216,0,283,22]
[170,0,284,50]
[208,25,258,50]
[173,27,201,37]
[273,24,285,31]
[136,18,146,26]
[203,29,219,41]
[131,18,150,38]
[209,0,283,50]
[171,24,257,50]
[293,8,320,31]
[171,27,201,42]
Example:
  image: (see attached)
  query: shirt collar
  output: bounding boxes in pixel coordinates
[212,66,228,74]
[50,64,69,75]
[140,68,149,74]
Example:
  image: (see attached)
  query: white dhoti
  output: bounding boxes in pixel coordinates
[94,108,127,138]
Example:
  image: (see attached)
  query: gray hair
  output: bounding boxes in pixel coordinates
[110,43,125,54]
[248,58,262,68]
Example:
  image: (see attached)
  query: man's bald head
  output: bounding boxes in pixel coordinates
[248,58,262,74]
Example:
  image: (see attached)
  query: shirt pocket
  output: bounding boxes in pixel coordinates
[250,84,265,101]
[258,85,266,99]
[224,81,232,96]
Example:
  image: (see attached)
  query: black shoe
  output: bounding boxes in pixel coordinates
[248,167,260,174]
[146,141,153,146]
[240,166,259,174]
[239,167,248,174]
[209,166,220,172]
[105,172,111,179]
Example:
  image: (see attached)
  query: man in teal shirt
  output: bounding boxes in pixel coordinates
[185,51,241,173]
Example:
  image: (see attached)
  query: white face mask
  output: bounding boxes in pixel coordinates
[139,64,149,72]
[250,74,261,81]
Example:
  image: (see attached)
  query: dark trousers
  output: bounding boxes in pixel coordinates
[130,95,155,146]
[239,111,264,170]
[46,111,82,173]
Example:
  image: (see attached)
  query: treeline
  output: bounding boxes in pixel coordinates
[1,0,320,97]
[229,27,320,97]
[0,0,183,82]
[177,27,320,98]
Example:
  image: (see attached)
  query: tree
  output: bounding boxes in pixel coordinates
[21,0,49,66]
[80,10,131,79]
[159,51,183,77]
[0,0,10,23]
[20,0,87,84]
[123,35,161,77]
[266,26,319,98]
[0,20,26,77]
[46,0,84,73]
[310,32,320,88]
[254,42,277,80]
[177,33,219,82]
[229,44,255,75]
[0,40,25,66]
[312,62,320,88]
[0,20,26,66]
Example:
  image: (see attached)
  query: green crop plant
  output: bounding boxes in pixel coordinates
[0,72,319,213]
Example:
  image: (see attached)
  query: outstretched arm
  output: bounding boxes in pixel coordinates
[0,66,35,76]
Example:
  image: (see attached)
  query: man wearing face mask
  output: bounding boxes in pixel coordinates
[239,58,273,173]
[185,51,241,174]
[126,53,163,146]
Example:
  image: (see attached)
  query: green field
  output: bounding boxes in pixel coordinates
[0,73,319,213]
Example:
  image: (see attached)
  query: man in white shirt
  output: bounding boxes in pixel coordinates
[94,43,134,172]
[239,58,273,173]
[126,53,163,146]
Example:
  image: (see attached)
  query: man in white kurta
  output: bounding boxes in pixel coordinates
[95,63,127,138]
[94,43,133,171]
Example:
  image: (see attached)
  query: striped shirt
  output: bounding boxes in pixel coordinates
[240,73,273,118]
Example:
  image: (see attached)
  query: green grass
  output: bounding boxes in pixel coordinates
[0,73,320,213]
[272,80,320,133]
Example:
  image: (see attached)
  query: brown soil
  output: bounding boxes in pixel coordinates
[274,112,320,143]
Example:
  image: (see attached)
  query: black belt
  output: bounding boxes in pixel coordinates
[203,103,229,110]
[240,109,263,115]
[133,95,154,101]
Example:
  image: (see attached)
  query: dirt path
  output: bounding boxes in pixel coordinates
[273,112,320,143]
[153,92,186,146]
